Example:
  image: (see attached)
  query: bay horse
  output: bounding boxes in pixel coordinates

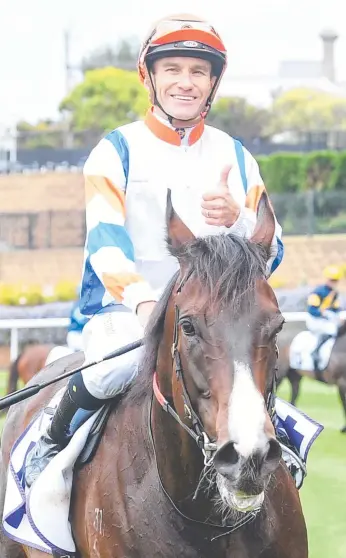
[0,192,307,558]
[6,345,53,395]
[6,344,75,397]
[277,323,346,433]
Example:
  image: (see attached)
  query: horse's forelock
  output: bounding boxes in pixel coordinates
[171,234,268,314]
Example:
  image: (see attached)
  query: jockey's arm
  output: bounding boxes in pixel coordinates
[227,152,283,278]
[83,137,158,319]
[307,292,323,318]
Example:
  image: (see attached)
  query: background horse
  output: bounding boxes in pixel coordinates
[277,323,346,433]
[0,193,307,558]
[5,344,75,396]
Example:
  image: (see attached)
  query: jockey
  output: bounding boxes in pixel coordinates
[306,265,344,371]
[25,13,284,487]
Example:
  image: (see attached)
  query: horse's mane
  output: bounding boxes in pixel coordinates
[127,233,267,404]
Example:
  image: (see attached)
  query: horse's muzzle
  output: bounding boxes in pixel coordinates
[213,437,282,491]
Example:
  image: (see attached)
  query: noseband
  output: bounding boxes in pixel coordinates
[153,269,278,466]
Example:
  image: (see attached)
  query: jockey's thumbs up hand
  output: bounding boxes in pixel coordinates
[218,164,233,191]
[201,164,240,227]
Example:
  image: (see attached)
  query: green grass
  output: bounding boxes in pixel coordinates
[0,371,345,557]
[277,378,346,558]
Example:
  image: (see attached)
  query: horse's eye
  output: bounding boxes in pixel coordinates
[181,320,195,336]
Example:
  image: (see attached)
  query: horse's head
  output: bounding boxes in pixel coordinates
[165,191,283,514]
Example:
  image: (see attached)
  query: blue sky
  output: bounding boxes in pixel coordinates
[0,0,344,124]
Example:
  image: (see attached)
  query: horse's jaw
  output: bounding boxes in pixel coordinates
[216,473,265,513]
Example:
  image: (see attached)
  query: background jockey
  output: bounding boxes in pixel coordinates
[25,12,284,487]
[306,265,344,370]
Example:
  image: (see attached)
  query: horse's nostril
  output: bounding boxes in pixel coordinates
[267,439,282,462]
[261,438,282,475]
[213,442,239,475]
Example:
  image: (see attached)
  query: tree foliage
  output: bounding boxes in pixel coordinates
[16,120,65,149]
[270,87,346,133]
[207,97,271,141]
[59,67,149,135]
[81,38,139,72]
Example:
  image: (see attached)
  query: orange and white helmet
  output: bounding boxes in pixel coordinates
[138,14,227,119]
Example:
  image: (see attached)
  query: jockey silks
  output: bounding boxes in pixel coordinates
[80,109,283,316]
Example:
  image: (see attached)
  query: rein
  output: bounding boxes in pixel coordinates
[148,392,258,539]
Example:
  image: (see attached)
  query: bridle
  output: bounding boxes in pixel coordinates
[150,268,279,537]
[153,268,278,467]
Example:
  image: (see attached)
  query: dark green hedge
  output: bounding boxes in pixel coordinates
[256,151,346,193]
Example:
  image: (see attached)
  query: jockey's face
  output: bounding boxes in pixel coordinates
[151,56,216,122]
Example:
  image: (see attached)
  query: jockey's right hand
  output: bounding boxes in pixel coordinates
[136,301,157,329]
[201,165,240,228]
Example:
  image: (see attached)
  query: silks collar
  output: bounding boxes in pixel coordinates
[145,108,204,146]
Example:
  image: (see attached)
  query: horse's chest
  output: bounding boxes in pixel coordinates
[87,501,262,558]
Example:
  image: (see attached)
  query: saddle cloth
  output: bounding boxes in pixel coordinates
[2,392,323,556]
[289,330,336,371]
[2,388,102,556]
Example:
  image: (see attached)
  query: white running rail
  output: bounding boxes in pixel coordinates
[1,312,346,361]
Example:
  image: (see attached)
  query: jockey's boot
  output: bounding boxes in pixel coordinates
[25,375,103,488]
[311,334,331,372]
[25,388,80,488]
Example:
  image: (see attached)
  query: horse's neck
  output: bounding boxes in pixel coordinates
[151,395,214,521]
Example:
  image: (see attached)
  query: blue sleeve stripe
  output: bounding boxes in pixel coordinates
[80,257,106,315]
[270,236,284,274]
[105,129,130,189]
[87,223,134,262]
[234,139,247,193]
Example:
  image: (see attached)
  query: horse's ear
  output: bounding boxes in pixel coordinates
[166,189,195,251]
[250,191,276,253]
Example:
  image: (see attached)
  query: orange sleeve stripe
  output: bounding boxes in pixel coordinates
[245,184,266,212]
[103,272,144,302]
[84,175,125,216]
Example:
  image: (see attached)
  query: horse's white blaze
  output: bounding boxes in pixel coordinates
[228,361,267,458]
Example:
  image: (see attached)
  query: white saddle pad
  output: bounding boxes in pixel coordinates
[45,345,75,366]
[2,389,102,556]
[289,330,336,371]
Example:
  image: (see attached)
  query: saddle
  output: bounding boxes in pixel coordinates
[76,402,114,468]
